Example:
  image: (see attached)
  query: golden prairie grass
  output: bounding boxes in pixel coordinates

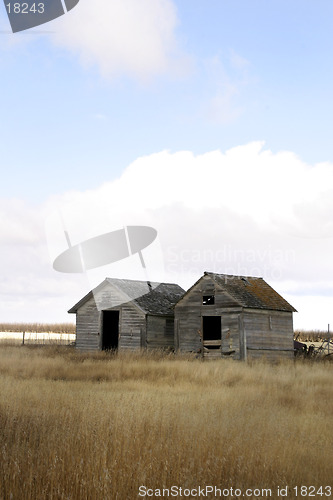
[0,322,75,334]
[0,323,76,346]
[294,329,332,342]
[0,346,332,500]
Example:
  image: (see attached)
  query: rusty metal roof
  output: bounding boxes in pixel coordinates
[205,272,297,312]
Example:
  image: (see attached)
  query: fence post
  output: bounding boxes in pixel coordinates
[328,324,330,355]
[22,331,25,345]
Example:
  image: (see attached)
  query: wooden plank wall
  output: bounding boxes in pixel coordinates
[175,275,295,361]
[245,309,294,360]
[175,280,205,352]
[175,275,242,355]
[118,303,145,350]
[146,316,174,349]
[75,297,100,351]
[75,283,146,351]
[221,313,241,360]
[177,316,202,353]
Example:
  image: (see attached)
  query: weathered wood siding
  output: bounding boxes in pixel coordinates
[175,274,294,361]
[146,315,174,349]
[220,313,241,360]
[75,283,146,351]
[244,309,294,360]
[117,303,145,350]
[175,275,241,356]
[175,277,207,353]
[176,315,202,353]
[75,296,100,351]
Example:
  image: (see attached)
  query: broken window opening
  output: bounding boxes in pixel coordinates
[203,295,215,305]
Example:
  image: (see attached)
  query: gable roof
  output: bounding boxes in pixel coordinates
[178,272,296,312]
[68,277,185,316]
[207,272,296,312]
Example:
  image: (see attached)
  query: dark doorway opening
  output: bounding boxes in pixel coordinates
[202,316,221,349]
[102,310,119,350]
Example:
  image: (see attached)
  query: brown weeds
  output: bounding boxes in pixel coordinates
[0,347,332,499]
[294,329,332,342]
[0,322,75,334]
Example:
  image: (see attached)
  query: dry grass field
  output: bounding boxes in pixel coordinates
[0,323,76,346]
[0,346,332,500]
[0,322,75,334]
[294,329,332,343]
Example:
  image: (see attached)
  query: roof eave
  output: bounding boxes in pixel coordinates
[67,278,109,313]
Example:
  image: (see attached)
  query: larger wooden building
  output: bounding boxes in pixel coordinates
[69,278,185,351]
[174,272,296,360]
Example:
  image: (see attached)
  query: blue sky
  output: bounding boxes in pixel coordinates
[0,0,333,328]
[1,0,332,199]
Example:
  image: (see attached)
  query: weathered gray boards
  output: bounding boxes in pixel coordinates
[68,278,184,351]
[174,272,296,360]
[69,273,296,359]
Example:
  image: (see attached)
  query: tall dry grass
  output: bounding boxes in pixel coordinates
[0,346,332,499]
[0,323,75,334]
[294,329,332,342]
[0,323,76,346]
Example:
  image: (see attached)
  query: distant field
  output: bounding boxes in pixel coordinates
[294,329,332,342]
[0,324,330,343]
[0,346,332,499]
[0,322,75,333]
[0,323,76,345]
[0,324,329,339]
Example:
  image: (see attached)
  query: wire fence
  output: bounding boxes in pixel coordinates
[0,324,75,345]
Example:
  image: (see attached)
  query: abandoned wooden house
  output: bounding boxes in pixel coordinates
[174,272,296,360]
[68,278,185,351]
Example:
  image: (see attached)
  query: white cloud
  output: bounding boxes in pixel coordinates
[204,85,243,124]
[0,200,86,323]
[45,143,333,328]
[202,53,251,124]
[50,0,189,81]
[0,199,42,245]
[2,142,333,328]
[229,49,251,72]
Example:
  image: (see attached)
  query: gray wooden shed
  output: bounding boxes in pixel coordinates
[174,272,297,360]
[68,278,185,351]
